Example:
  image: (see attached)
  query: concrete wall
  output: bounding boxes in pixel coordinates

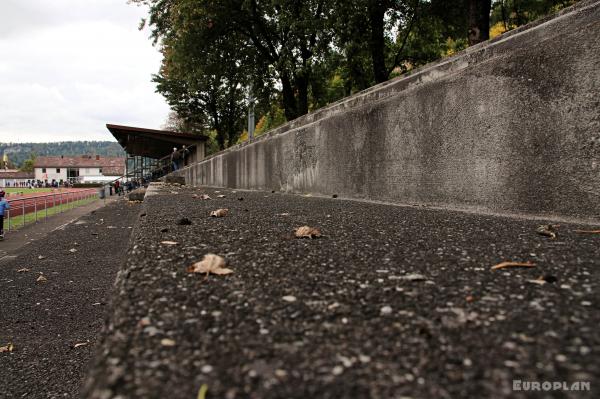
[175,0,600,221]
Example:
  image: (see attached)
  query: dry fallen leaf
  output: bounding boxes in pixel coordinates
[161,338,176,347]
[0,343,14,353]
[36,275,48,283]
[69,248,77,253]
[17,268,30,273]
[160,241,179,246]
[536,224,558,239]
[295,226,322,239]
[187,254,233,276]
[199,194,212,200]
[527,278,547,286]
[491,261,536,270]
[574,229,600,234]
[73,342,88,348]
[217,194,226,198]
[38,255,46,260]
[210,209,229,218]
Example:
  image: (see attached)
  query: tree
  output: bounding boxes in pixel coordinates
[467,0,492,45]
[20,156,35,172]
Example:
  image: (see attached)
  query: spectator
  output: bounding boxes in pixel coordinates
[0,190,10,240]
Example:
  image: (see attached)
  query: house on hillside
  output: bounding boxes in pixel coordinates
[0,170,35,187]
[34,155,125,184]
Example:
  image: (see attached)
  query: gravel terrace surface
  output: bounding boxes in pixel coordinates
[84,184,599,399]
[0,199,140,399]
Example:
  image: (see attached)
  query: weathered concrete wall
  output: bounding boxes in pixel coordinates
[175,0,600,221]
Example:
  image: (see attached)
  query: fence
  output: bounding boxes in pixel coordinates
[4,189,99,231]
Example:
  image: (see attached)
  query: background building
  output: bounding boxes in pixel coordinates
[0,170,35,187]
[34,155,125,184]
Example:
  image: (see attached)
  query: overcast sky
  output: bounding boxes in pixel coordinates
[0,0,170,143]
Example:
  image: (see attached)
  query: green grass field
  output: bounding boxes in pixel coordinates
[4,196,99,230]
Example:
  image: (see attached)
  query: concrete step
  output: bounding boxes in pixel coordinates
[83,183,599,398]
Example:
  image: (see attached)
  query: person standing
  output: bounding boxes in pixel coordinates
[0,190,10,240]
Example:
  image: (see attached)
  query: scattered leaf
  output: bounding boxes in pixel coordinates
[17,268,30,273]
[536,224,558,239]
[161,338,176,347]
[73,342,88,348]
[160,241,179,246]
[295,226,322,239]
[199,194,212,200]
[197,384,209,399]
[217,194,226,198]
[170,191,179,194]
[278,213,290,216]
[36,275,48,283]
[527,278,546,286]
[210,209,229,218]
[491,261,536,270]
[282,295,297,302]
[0,343,14,353]
[69,248,77,253]
[38,255,46,260]
[187,254,233,276]
[574,229,600,234]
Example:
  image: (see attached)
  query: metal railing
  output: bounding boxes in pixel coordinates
[4,189,99,231]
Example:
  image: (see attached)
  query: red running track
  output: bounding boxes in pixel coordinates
[5,189,99,218]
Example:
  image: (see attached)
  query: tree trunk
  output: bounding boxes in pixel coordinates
[467,0,491,46]
[368,0,388,83]
[296,73,309,116]
[280,71,298,121]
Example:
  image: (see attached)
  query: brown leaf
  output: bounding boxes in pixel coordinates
[17,268,30,273]
[199,194,212,200]
[491,261,536,270]
[36,275,48,283]
[295,226,322,239]
[187,254,233,276]
[73,342,89,348]
[574,229,600,234]
[0,343,14,353]
[536,224,558,239]
[210,209,229,218]
[160,241,179,246]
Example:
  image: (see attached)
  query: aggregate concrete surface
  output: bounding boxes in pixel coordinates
[84,184,599,399]
[0,199,140,398]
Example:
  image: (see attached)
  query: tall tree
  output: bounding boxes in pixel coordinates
[467,0,492,45]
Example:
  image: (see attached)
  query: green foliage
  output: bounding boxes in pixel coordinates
[20,158,35,172]
[132,0,577,153]
[254,105,287,136]
[491,0,577,28]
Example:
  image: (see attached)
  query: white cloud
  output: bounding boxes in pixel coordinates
[0,0,170,143]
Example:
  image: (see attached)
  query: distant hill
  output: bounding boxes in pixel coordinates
[1,142,125,168]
